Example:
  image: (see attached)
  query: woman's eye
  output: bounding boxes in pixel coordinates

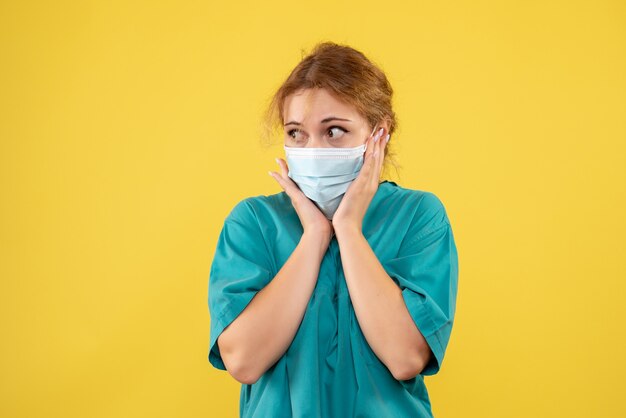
[286,126,348,143]
[287,129,303,141]
[328,126,348,139]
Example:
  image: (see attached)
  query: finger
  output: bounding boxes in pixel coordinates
[361,127,383,175]
[364,125,379,160]
[268,169,286,191]
[276,157,289,178]
[274,157,303,197]
[370,127,385,161]
[371,128,386,186]
[359,140,378,182]
[269,168,302,205]
[276,158,298,190]
[380,132,390,170]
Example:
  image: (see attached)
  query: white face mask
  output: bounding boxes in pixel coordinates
[283,127,375,220]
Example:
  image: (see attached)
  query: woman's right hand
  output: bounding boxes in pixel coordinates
[269,157,334,243]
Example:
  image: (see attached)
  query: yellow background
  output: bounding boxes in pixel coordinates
[1,0,625,417]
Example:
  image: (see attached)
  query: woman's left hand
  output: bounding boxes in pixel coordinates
[332,127,389,234]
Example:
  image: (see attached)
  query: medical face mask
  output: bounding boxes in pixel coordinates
[283,141,369,220]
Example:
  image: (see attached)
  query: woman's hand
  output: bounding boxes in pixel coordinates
[269,158,334,241]
[332,127,389,234]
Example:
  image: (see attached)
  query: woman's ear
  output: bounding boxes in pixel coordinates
[369,120,390,136]
[375,121,390,138]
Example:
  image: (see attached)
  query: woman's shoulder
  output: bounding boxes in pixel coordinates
[382,181,451,229]
[224,190,293,225]
[383,181,449,215]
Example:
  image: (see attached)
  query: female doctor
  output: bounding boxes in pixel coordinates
[208,41,459,418]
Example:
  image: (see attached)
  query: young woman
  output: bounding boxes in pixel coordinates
[208,41,459,417]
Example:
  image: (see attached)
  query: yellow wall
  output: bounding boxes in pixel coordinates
[1,1,624,417]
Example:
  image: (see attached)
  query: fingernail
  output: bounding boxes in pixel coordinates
[374,128,383,142]
[374,128,384,143]
[385,134,390,143]
[268,171,273,176]
[275,158,280,164]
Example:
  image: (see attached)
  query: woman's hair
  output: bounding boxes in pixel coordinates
[261,41,401,179]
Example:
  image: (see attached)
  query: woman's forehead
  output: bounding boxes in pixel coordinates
[283,89,360,125]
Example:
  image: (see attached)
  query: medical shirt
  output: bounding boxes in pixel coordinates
[208,180,459,417]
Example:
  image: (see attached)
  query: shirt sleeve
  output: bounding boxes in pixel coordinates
[381,192,459,376]
[207,198,274,371]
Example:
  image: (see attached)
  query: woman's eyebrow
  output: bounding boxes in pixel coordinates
[284,116,352,127]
